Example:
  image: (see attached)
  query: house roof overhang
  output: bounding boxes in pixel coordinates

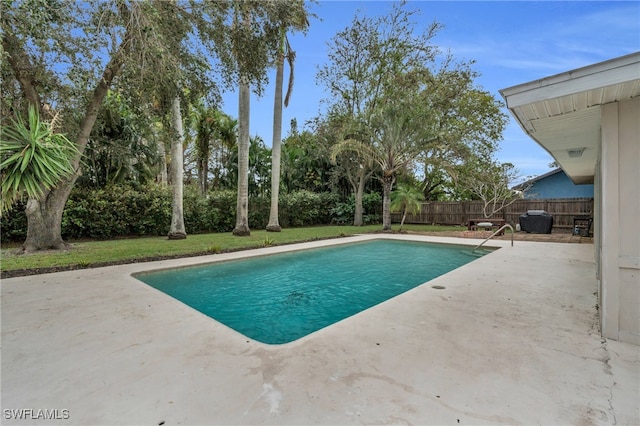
[512,168,562,190]
[499,52,640,184]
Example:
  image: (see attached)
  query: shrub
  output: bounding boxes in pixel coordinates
[183,186,210,234]
[362,191,382,224]
[60,185,172,239]
[331,198,354,225]
[0,200,27,241]
[248,196,270,229]
[0,185,365,243]
[331,192,382,225]
[124,186,172,236]
[203,190,237,233]
[279,191,338,227]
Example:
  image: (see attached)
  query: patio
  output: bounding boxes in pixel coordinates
[1,234,638,425]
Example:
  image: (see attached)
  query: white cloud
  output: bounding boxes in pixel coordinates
[556,5,640,37]
[440,3,638,78]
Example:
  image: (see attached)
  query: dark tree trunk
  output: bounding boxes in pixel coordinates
[353,173,366,226]
[21,191,70,252]
[381,174,395,232]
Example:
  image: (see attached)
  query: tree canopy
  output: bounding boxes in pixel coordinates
[321,3,508,230]
[1,1,519,242]
[451,156,529,218]
[1,0,310,250]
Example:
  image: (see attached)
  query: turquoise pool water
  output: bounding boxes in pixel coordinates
[136,239,488,344]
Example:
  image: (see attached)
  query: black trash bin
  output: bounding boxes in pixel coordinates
[519,210,553,234]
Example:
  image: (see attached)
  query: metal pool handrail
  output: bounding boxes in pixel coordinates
[473,224,514,251]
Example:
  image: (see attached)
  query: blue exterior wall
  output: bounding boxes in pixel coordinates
[524,171,594,199]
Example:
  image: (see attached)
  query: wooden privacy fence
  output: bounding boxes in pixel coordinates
[391,198,594,231]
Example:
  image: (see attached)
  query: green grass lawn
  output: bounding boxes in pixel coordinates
[1,224,465,275]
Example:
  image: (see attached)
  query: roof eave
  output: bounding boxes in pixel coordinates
[500,52,640,184]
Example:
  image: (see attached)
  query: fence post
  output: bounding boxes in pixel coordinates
[462,201,468,226]
[424,202,430,224]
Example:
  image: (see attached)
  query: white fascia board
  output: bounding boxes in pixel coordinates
[500,52,640,109]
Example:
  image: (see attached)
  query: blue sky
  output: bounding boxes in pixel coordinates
[221,1,640,180]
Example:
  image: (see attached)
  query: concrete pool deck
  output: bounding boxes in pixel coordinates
[1,234,638,425]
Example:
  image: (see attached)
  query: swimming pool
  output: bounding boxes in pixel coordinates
[136,239,489,344]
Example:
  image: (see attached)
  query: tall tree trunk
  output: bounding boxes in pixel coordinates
[382,174,395,231]
[233,76,251,236]
[168,96,186,240]
[199,157,208,194]
[353,169,367,226]
[156,134,168,185]
[267,53,284,232]
[203,155,209,193]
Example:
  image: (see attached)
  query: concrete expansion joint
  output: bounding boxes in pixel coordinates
[608,382,618,425]
[600,338,618,425]
[546,341,608,365]
[599,338,612,374]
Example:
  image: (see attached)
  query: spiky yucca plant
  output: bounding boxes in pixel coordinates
[0,104,78,214]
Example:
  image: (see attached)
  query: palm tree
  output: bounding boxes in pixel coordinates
[332,100,425,231]
[232,71,251,236]
[265,31,289,231]
[192,106,237,194]
[390,183,424,231]
[229,1,309,235]
[1,104,77,215]
[233,22,251,236]
[193,103,215,194]
[248,136,271,196]
[325,114,376,226]
[267,18,306,231]
[211,111,238,190]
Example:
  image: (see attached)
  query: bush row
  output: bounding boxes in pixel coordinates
[1,185,382,242]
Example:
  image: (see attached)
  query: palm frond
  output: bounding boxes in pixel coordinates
[284,37,295,108]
